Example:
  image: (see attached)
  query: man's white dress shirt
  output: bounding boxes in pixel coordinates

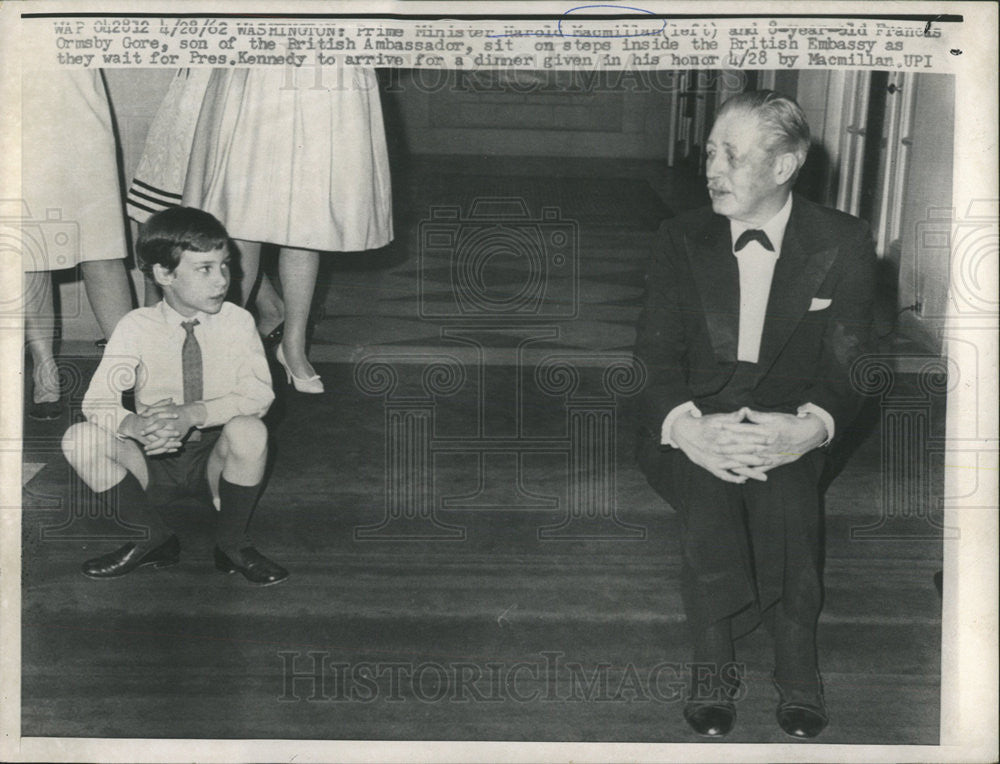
[661,195,835,447]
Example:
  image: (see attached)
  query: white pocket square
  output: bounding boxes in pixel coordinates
[809,298,832,311]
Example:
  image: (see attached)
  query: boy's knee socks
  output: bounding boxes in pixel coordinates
[216,476,261,554]
[97,471,171,543]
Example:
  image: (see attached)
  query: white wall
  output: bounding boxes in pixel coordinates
[794,70,955,353]
[386,69,672,157]
[897,74,955,352]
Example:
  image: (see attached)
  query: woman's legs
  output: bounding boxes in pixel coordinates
[277,246,319,380]
[80,258,133,338]
[234,239,285,336]
[255,271,284,337]
[233,238,262,308]
[23,271,59,404]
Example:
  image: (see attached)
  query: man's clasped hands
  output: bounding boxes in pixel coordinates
[669,407,828,484]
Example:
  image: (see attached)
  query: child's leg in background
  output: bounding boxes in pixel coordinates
[23,271,59,404]
[142,272,160,307]
[81,258,134,338]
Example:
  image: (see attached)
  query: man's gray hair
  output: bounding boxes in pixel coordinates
[717,90,811,165]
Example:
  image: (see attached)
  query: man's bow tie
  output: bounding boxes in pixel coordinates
[734,229,774,252]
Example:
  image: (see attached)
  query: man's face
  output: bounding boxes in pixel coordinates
[705,111,788,226]
[156,246,231,317]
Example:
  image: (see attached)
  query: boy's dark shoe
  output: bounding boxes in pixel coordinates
[82,535,180,578]
[214,546,289,586]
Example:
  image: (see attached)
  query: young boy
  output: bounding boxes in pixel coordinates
[62,207,288,585]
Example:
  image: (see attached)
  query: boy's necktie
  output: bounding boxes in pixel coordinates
[182,319,203,440]
[181,319,203,402]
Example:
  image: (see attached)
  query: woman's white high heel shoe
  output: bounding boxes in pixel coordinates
[276,344,324,394]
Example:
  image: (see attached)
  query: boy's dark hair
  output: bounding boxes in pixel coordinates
[136,207,229,277]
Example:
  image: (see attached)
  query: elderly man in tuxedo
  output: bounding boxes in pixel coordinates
[635,90,876,739]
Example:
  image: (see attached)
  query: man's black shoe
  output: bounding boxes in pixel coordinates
[214,546,289,586]
[684,667,741,738]
[82,535,180,579]
[683,700,736,737]
[774,675,828,739]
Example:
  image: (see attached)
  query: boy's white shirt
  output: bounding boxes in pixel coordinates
[82,300,274,438]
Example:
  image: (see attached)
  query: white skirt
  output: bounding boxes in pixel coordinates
[20,69,127,271]
[183,68,393,252]
[125,69,213,222]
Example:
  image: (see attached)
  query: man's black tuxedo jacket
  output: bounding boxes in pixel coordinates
[634,194,877,455]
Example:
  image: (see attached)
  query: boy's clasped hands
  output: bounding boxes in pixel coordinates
[119,397,207,455]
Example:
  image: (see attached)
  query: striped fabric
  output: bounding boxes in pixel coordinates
[126,177,183,220]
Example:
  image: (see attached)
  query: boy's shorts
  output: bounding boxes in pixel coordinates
[144,428,221,508]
